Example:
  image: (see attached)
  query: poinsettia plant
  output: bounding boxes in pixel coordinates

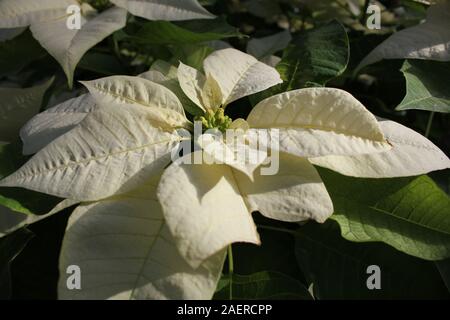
[0,0,449,300]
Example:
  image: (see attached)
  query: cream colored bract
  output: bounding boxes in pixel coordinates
[358,1,450,70]
[0,0,127,87]
[1,48,449,300]
[0,0,214,87]
[110,0,215,21]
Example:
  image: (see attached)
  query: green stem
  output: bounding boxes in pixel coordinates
[225,226,298,300]
[425,111,435,138]
[108,35,126,67]
[257,225,297,236]
[112,36,121,60]
[227,245,234,301]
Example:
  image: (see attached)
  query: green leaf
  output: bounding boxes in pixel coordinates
[232,214,307,281]
[0,227,34,298]
[318,168,450,261]
[214,271,313,300]
[0,142,62,215]
[146,59,204,116]
[0,30,47,77]
[249,20,349,105]
[170,44,214,72]
[397,60,450,113]
[0,190,61,216]
[0,78,54,142]
[0,142,25,178]
[78,52,127,76]
[215,276,230,293]
[213,215,311,300]
[278,20,349,90]
[9,211,71,299]
[0,206,27,237]
[295,221,450,299]
[133,18,241,45]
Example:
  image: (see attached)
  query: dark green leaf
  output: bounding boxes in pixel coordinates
[397,60,450,113]
[295,220,449,299]
[0,227,34,299]
[318,168,450,261]
[0,141,62,215]
[10,211,70,299]
[0,30,47,77]
[78,52,126,76]
[278,20,349,90]
[169,44,214,72]
[214,271,312,300]
[233,214,306,281]
[249,20,349,105]
[0,78,54,141]
[133,18,241,45]
[0,142,25,178]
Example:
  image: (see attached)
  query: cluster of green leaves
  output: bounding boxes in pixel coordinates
[214,170,450,300]
[0,0,449,299]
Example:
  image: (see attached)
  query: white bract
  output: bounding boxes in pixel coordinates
[310,119,450,177]
[20,94,98,155]
[58,177,225,299]
[246,30,291,66]
[110,0,215,20]
[1,48,448,299]
[0,0,214,87]
[246,30,291,59]
[0,0,126,87]
[358,1,450,70]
